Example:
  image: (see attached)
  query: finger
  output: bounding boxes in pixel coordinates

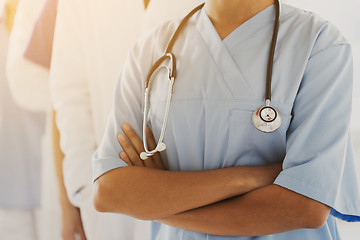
[119,151,133,166]
[118,133,143,166]
[122,123,145,152]
[146,126,166,169]
[122,123,157,168]
[77,226,87,240]
[139,126,160,169]
[122,123,158,168]
[62,232,75,240]
[140,152,157,168]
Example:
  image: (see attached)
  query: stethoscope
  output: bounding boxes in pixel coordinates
[140,0,281,160]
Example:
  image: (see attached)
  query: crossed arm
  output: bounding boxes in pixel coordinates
[93,123,330,236]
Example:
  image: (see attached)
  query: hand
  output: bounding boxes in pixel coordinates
[118,123,165,170]
[60,199,87,240]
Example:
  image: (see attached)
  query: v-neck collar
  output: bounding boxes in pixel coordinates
[195,5,277,50]
[222,4,277,49]
[193,8,262,99]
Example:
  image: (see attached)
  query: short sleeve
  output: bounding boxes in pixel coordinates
[92,47,145,181]
[274,43,360,222]
[92,21,177,181]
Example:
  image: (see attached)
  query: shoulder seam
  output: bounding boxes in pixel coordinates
[309,42,351,60]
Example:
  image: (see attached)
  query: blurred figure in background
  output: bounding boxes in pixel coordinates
[6,0,64,239]
[52,110,87,240]
[0,0,46,239]
[50,0,149,239]
[22,0,86,238]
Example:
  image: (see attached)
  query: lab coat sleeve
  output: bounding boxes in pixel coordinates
[6,0,50,112]
[50,0,94,204]
[274,42,360,222]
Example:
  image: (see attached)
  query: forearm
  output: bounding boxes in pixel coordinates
[158,184,330,236]
[94,164,279,220]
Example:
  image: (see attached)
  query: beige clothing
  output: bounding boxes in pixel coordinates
[50,0,150,239]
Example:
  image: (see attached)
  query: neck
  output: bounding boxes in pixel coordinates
[205,0,275,39]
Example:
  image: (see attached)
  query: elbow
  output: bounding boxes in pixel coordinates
[305,213,329,229]
[93,180,112,213]
[301,203,331,229]
[93,177,122,214]
[92,176,157,221]
[93,195,107,213]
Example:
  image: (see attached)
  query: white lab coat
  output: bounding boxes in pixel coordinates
[1,0,45,209]
[50,0,150,239]
[6,0,50,112]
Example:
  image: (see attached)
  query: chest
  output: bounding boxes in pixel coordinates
[145,24,311,170]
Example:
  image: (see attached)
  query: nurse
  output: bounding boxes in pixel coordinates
[93,0,360,239]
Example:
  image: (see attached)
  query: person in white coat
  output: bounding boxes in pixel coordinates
[50,0,150,239]
[6,0,50,111]
[0,0,46,239]
[9,0,103,237]
[5,0,61,239]
[5,0,70,239]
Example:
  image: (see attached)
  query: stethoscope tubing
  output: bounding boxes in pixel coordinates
[265,0,281,101]
[140,0,282,159]
[141,65,175,160]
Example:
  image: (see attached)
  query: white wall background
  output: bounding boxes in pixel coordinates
[283,1,360,239]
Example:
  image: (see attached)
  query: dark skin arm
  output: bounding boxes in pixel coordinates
[94,124,282,220]
[158,185,330,236]
[94,124,330,235]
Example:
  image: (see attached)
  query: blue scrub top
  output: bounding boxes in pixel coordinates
[93,4,360,240]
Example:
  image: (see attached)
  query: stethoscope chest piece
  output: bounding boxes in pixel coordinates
[252,101,281,133]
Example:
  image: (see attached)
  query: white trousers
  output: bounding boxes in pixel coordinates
[0,209,40,240]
